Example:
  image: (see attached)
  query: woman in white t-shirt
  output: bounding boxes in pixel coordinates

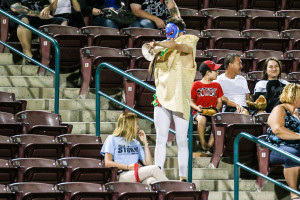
[101,112,168,184]
[253,57,289,113]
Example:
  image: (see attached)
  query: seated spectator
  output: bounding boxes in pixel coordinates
[4,0,68,63]
[52,0,85,28]
[266,83,300,200]
[191,61,223,152]
[78,0,138,28]
[217,53,250,115]
[254,57,289,113]
[101,112,168,184]
[130,0,180,29]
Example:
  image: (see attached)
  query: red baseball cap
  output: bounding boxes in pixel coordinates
[199,60,221,75]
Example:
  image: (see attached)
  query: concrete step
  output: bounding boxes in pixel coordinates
[0,53,14,65]
[0,64,50,76]
[165,168,229,180]
[0,76,56,87]
[58,110,122,122]
[208,191,276,200]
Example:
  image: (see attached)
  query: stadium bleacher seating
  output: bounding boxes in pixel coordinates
[0,159,18,184]
[0,111,24,137]
[0,91,27,114]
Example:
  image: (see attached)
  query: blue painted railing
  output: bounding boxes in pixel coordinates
[234,132,300,199]
[0,9,60,114]
[94,62,194,182]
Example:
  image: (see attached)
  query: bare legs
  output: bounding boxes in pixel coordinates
[284,166,300,199]
[196,115,213,150]
[17,17,32,58]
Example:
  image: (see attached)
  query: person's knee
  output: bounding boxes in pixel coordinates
[61,20,68,26]
[196,116,207,126]
[140,19,155,28]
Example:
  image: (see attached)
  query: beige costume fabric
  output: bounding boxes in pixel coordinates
[154,34,199,120]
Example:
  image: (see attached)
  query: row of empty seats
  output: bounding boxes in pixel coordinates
[175,0,300,11]
[180,8,300,31]
[0,181,209,200]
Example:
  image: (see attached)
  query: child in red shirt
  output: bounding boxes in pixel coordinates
[191,61,224,151]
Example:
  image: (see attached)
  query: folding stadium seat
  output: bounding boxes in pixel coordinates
[79,46,130,98]
[175,0,202,10]
[0,159,18,184]
[0,91,27,114]
[201,8,246,31]
[239,9,285,32]
[9,182,64,200]
[210,113,263,168]
[185,29,210,50]
[178,8,207,31]
[195,50,213,68]
[0,135,18,159]
[57,157,118,183]
[201,29,250,51]
[284,0,300,9]
[38,25,88,75]
[276,10,300,29]
[57,134,103,159]
[57,182,117,200]
[243,49,293,72]
[287,72,300,84]
[105,182,159,200]
[203,49,252,71]
[11,158,66,183]
[246,0,282,11]
[0,111,24,137]
[0,184,15,200]
[284,50,300,72]
[122,48,149,69]
[121,27,165,48]
[203,0,244,10]
[80,26,129,49]
[241,29,289,52]
[0,14,9,53]
[281,29,300,50]
[253,113,270,134]
[150,181,209,200]
[11,134,64,159]
[15,110,73,136]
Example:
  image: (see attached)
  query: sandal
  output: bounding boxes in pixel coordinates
[25,55,40,65]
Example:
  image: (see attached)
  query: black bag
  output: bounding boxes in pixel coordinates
[102,5,137,27]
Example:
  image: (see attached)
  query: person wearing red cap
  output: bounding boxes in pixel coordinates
[191,60,224,151]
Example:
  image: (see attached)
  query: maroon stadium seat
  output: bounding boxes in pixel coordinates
[57,157,118,183]
[246,0,281,11]
[0,159,18,184]
[175,0,202,10]
[15,110,73,136]
[284,0,300,9]
[150,181,209,200]
[11,134,64,159]
[201,8,246,31]
[57,134,103,159]
[11,158,65,183]
[281,29,300,50]
[239,9,285,31]
[210,113,263,168]
[9,182,64,200]
[179,8,207,31]
[0,91,27,114]
[122,48,149,69]
[79,46,130,98]
[185,29,210,50]
[0,111,24,137]
[203,0,244,10]
[284,50,300,72]
[80,26,128,49]
[243,49,293,72]
[0,14,9,53]
[0,135,18,159]
[38,25,88,75]
[287,72,300,84]
[276,10,300,29]
[0,184,15,200]
[242,29,289,52]
[105,182,159,200]
[121,27,165,48]
[57,182,117,200]
[202,29,250,51]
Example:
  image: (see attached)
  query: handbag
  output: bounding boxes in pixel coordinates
[102,4,137,27]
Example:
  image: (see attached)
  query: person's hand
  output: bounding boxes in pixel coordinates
[128,163,142,170]
[92,8,102,16]
[138,130,148,145]
[154,18,165,29]
[197,105,203,112]
[39,7,50,19]
[236,104,244,114]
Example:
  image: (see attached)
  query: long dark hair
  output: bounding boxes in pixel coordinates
[262,57,282,80]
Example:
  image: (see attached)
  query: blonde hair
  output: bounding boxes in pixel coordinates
[280,83,300,104]
[112,112,138,142]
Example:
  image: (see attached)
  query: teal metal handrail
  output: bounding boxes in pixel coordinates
[95,62,194,182]
[0,9,60,114]
[234,132,300,200]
